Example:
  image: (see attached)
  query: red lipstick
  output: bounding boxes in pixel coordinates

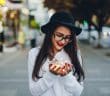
[57,42,64,47]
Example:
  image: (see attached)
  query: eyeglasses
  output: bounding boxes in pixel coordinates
[53,32,73,42]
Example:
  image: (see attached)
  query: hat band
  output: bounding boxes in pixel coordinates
[49,20,74,27]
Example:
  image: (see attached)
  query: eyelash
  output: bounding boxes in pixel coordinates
[56,34,63,37]
[55,32,72,38]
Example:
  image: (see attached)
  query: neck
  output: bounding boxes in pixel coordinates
[52,47,61,55]
[49,48,60,60]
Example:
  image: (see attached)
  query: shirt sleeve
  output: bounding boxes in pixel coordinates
[60,49,84,96]
[60,72,83,96]
[77,49,83,66]
[77,49,84,86]
[28,48,57,96]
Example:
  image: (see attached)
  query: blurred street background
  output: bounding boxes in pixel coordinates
[0,0,110,96]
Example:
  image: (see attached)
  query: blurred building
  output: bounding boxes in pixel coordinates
[6,0,23,9]
[0,0,28,46]
[28,0,49,25]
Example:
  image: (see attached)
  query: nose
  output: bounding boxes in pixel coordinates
[60,39,66,44]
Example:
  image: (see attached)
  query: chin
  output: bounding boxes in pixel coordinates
[56,46,63,51]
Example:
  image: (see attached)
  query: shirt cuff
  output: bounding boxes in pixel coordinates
[43,71,58,80]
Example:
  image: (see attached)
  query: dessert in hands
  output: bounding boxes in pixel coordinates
[49,60,73,76]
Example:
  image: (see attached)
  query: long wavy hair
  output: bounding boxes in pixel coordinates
[32,24,85,82]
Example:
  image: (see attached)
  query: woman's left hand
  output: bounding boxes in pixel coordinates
[59,63,73,76]
[65,63,73,73]
[49,64,61,75]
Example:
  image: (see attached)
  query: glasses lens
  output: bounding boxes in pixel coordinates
[54,33,73,42]
[64,36,72,42]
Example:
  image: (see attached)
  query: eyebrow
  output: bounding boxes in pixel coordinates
[55,32,72,36]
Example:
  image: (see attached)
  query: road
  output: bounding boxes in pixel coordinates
[0,50,31,96]
[80,43,110,96]
[0,43,110,96]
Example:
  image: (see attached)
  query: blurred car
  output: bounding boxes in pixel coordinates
[9,0,22,3]
[78,25,110,48]
[100,26,110,47]
[102,26,110,39]
[78,25,98,41]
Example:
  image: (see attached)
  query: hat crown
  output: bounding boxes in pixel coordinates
[50,11,75,25]
[41,11,82,35]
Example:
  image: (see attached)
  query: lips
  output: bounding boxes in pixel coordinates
[56,42,64,47]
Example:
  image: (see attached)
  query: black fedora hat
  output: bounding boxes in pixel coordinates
[41,11,82,35]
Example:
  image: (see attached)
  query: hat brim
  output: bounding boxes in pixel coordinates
[41,21,82,36]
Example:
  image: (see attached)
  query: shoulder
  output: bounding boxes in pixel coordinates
[28,47,41,67]
[28,47,40,57]
[77,49,81,56]
[77,49,83,66]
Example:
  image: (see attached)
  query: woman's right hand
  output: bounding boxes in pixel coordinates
[49,63,73,76]
[59,63,73,76]
[49,64,61,75]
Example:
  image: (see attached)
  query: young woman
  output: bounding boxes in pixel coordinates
[28,11,85,96]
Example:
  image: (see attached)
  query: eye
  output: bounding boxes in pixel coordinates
[66,36,73,40]
[55,33,63,37]
[65,36,70,40]
[66,35,72,38]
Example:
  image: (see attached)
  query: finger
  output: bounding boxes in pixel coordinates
[57,68,61,74]
[60,69,67,76]
[68,63,73,68]
[49,64,53,67]
[61,65,65,69]
[68,64,73,71]
[49,64,56,71]
[49,65,57,75]
[64,63,69,72]
[54,67,61,75]
[50,66,60,75]
[50,70,58,75]
[66,63,73,71]
[53,65,61,72]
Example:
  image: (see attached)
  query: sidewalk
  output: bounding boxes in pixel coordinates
[79,41,110,61]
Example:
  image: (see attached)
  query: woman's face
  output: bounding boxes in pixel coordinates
[52,26,72,53]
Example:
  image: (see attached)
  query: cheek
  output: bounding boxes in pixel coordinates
[52,37,56,46]
[51,36,67,49]
[52,37,61,50]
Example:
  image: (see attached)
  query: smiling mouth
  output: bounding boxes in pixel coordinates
[56,42,64,47]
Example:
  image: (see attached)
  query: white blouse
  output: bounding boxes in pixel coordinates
[28,47,83,96]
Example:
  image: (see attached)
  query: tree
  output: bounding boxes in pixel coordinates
[72,0,110,47]
[43,0,110,47]
[43,0,74,12]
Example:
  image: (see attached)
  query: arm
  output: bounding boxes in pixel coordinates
[77,49,83,66]
[77,49,84,86]
[28,48,57,96]
[60,49,84,96]
[60,72,83,96]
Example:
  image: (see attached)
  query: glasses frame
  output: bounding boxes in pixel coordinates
[53,32,73,43]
